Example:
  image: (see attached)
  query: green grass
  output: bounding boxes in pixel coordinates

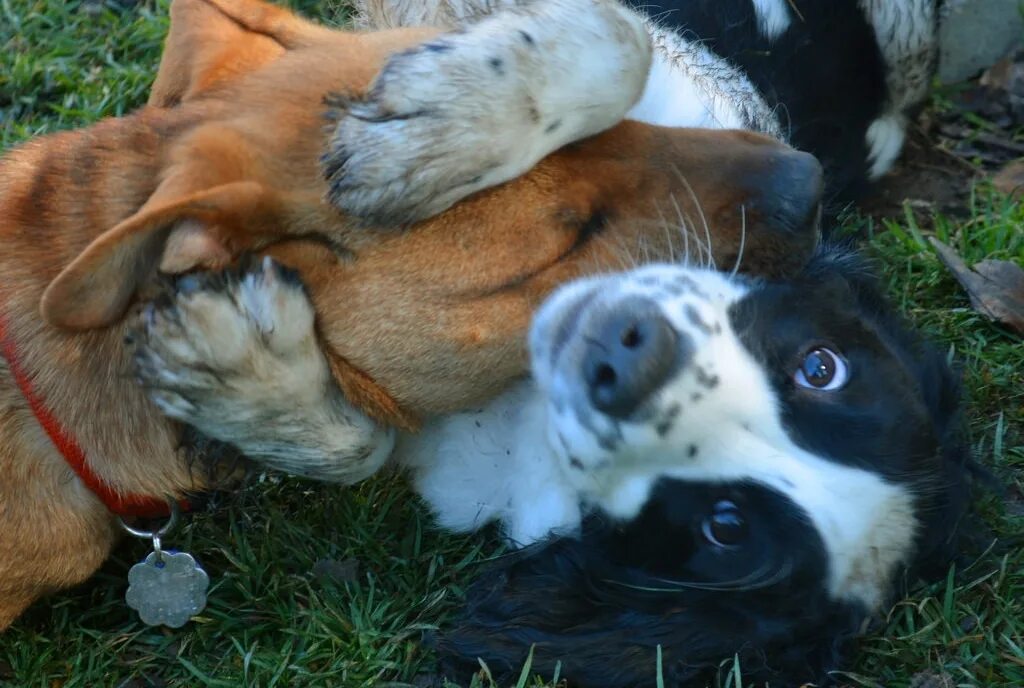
[835,192,1024,688]
[1,1,1022,686]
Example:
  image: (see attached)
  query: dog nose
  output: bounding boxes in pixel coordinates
[582,298,682,418]
[749,150,824,235]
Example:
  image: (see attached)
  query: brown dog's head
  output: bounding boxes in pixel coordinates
[40,0,823,428]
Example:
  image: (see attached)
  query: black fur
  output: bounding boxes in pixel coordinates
[624,0,898,206]
[436,483,858,688]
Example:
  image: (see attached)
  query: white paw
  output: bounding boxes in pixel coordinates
[132,258,395,484]
[133,256,324,424]
[323,0,652,226]
[865,113,907,179]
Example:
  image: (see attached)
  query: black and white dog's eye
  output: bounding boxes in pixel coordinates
[701,500,748,548]
[794,347,849,391]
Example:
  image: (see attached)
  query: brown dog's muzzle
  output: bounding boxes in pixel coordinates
[268,122,824,425]
[739,147,824,242]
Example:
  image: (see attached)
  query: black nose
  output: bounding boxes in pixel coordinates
[582,298,682,419]
[749,150,824,235]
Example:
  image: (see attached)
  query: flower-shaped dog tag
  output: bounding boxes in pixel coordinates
[126,551,209,628]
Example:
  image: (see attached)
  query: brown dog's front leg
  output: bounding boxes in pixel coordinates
[131,257,395,483]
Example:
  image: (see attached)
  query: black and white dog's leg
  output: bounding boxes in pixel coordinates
[859,0,939,178]
[323,0,652,226]
[132,258,395,484]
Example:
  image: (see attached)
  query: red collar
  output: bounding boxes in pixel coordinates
[0,312,177,519]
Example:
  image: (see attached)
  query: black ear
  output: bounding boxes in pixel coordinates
[906,340,1002,586]
[801,240,890,308]
[433,534,857,688]
[433,539,671,687]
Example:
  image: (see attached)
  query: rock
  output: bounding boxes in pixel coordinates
[938,0,1024,84]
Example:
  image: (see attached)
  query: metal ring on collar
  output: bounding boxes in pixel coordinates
[118,497,181,540]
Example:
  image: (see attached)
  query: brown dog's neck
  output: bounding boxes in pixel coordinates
[0,310,181,519]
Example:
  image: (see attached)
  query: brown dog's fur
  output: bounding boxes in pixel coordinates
[0,0,815,627]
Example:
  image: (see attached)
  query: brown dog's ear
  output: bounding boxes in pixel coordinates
[150,0,331,107]
[41,181,284,330]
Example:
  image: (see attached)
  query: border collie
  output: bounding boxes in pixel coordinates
[407,244,972,686]
[133,0,976,685]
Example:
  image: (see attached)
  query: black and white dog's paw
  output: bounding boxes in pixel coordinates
[132,257,395,483]
[322,0,652,227]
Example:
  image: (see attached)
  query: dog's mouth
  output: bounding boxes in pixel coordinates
[431,476,843,688]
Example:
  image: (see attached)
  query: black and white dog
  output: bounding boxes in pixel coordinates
[412,245,972,686]
[133,0,977,685]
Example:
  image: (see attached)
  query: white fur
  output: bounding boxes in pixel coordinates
[859,0,937,110]
[865,113,908,179]
[627,24,783,138]
[398,383,581,546]
[752,0,792,40]
[858,0,938,177]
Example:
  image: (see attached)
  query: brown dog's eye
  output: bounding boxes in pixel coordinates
[701,500,748,548]
[555,206,609,249]
[794,347,849,391]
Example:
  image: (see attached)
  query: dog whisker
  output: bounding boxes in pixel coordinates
[730,204,747,278]
[670,166,715,271]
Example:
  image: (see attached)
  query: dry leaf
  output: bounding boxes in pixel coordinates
[992,158,1024,199]
[980,54,1023,93]
[980,48,1024,96]
[930,237,1024,334]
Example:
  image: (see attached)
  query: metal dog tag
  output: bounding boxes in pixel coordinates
[126,550,209,628]
[120,497,209,628]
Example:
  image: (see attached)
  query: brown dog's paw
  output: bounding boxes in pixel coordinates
[130,257,395,483]
[322,0,652,228]
[132,256,320,423]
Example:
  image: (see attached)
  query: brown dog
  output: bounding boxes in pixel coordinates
[0,0,821,628]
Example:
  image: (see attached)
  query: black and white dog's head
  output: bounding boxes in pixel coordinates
[435,245,973,687]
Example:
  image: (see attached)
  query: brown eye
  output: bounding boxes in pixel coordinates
[794,347,848,391]
[701,500,748,548]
